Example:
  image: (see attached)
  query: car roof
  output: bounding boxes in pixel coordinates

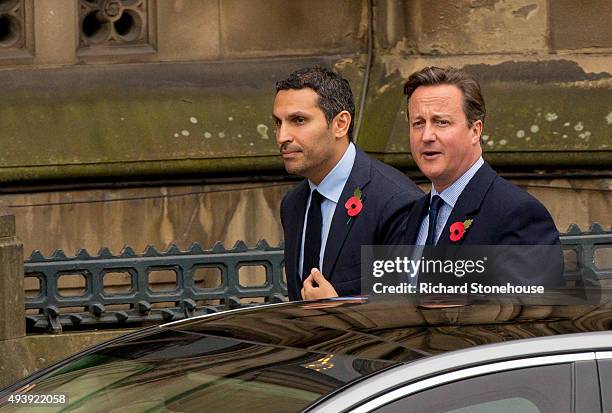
[162,292,612,364]
[3,292,610,412]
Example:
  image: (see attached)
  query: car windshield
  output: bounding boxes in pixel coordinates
[0,329,391,413]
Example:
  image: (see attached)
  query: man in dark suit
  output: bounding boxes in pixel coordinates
[274,67,422,301]
[402,66,563,288]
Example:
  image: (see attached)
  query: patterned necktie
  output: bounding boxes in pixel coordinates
[425,195,444,246]
[302,190,324,279]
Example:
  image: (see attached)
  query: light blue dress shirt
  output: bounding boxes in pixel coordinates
[415,157,484,245]
[299,143,357,278]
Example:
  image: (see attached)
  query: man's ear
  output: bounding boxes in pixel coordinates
[332,110,351,140]
[470,119,483,145]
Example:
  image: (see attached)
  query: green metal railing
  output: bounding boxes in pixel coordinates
[24,224,611,333]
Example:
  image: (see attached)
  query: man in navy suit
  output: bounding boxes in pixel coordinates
[274,67,422,301]
[402,66,563,288]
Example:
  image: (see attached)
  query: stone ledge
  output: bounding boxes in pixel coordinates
[0,329,134,389]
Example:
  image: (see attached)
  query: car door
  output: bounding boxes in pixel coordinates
[346,354,601,413]
[597,351,612,413]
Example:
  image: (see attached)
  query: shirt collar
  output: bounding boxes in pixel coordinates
[308,142,356,203]
[431,156,484,208]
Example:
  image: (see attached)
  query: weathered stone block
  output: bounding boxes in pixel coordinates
[410,0,547,54]
[33,0,77,65]
[550,0,612,50]
[157,0,221,60]
[220,0,364,57]
[0,205,24,341]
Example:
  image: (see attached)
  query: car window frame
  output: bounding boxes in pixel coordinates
[346,352,595,413]
[306,331,612,413]
[371,363,576,413]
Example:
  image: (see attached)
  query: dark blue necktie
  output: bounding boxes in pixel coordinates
[303,190,324,279]
[425,195,444,246]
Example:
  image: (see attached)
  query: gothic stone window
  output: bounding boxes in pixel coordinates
[78,0,156,56]
[0,0,33,61]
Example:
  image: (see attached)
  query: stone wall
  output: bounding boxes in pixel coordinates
[0,1,608,180]
[1,0,366,66]
[3,177,610,259]
[10,181,289,256]
[0,0,609,298]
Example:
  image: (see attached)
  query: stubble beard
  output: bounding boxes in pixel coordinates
[284,157,310,178]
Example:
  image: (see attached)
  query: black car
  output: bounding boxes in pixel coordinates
[1,293,611,412]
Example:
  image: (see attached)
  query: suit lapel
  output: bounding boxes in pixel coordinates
[322,150,372,277]
[285,181,310,291]
[404,194,430,245]
[437,163,497,246]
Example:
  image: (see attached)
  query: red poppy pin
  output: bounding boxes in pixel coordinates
[345,187,363,224]
[449,219,473,242]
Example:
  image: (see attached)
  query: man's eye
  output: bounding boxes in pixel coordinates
[411,121,424,128]
[436,119,450,126]
[294,117,305,125]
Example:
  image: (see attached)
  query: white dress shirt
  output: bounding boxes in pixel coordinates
[299,143,357,278]
[415,157,484,245]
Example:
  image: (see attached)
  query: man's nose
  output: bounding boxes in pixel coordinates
[422,123,436,142]
[276,122,292,145]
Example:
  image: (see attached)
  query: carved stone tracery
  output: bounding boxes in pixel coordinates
[79,0,150,48]
[0,0,25,49]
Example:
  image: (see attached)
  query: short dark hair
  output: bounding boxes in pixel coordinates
[275,67,355,141]
[403,66,486,127]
